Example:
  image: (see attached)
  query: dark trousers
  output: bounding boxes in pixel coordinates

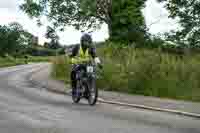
[70,64,86,90]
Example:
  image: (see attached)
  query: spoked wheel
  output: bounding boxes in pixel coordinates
[88,79,98,106]
[72,81,81,103]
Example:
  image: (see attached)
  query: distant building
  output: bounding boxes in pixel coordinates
[32,36,39,45]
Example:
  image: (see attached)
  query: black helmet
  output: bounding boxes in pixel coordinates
[80,33,92,48]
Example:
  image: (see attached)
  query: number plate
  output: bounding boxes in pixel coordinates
[87,66,94,73]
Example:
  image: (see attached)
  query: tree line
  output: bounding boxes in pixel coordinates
[0,22,65,57]
[19,0,200,54]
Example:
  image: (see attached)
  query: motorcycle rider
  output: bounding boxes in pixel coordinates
[69,33,101,96]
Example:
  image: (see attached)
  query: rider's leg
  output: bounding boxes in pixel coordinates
[71,68,76,91]
[71,65,82,91]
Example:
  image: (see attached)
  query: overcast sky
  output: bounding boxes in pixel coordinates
[0,0,179,45]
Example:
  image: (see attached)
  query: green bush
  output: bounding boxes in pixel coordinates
[52,42,200,102]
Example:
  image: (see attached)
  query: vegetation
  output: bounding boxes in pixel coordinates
[0,22,64,58]
[21,0,200,102]
[158,0,200,46]
[26,56,53,62]
[0,22,24,56]
[51,56,71,83]
[0,56,53,68]
[0,56,24,68]
[52,42,200,102]
[21,0,147,44]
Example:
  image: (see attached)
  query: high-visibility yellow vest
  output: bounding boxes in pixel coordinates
[71,46,90,64]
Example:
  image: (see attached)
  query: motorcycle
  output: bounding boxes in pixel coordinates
[72,60,101,106]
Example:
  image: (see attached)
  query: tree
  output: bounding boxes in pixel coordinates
[111,0,147,43]
[0,25,9,56]
[43,42,50,48]
[8,22,28,48]
[9,22,24,32]
[22,31,35,45]
[20,0,147,43]
[0,22,38,56]
[45,26,61,49]
[0,22,24,56]
[45,26,59,41]
[49,40,61,49]
[158,0,200,46]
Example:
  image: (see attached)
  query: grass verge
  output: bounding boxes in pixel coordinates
[0,56,53,68]
[51,43,200,102]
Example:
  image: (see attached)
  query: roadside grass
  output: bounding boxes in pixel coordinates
[51,43,200,102]
[0,56,23,68]
[27,56,53,62]
[51,56,71,84]
[0,56,53,68]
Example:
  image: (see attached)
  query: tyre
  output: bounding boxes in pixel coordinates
[72,81,81,103]
[88,78,98,106]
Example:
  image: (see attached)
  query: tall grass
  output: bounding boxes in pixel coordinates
[51,43,200,102]
[51,56,71,83]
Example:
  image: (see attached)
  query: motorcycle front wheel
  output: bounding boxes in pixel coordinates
[72,81,81,103]
[88,78,98,106]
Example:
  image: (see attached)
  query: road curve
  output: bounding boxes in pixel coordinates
[0,63,199,133]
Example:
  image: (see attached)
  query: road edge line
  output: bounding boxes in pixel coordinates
[98,99,200,119]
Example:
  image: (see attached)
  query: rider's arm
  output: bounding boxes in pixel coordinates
[89,47,97,59]
[89,47,102,66]
[69,45,79,58]
[70,45,79,64]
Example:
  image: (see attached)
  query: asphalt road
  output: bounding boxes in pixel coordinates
[0,63,199,133]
